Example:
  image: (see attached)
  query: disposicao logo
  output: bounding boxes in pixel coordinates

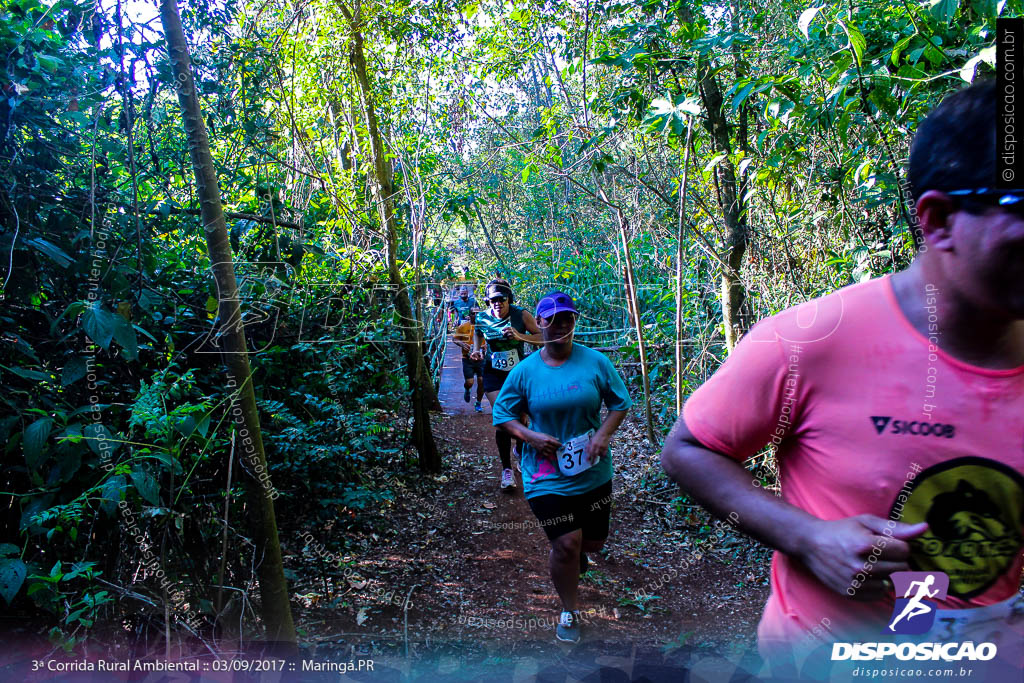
[831,571,998,662]
[887,570,947,634]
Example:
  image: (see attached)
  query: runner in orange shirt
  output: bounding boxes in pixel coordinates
[453,309,485,412]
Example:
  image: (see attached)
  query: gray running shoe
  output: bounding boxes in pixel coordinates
[556,611,581,643]
[500,468,515,491]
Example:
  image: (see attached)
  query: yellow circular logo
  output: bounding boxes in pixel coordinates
[891,457,1024,599]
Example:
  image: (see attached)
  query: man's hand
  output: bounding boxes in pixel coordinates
[528,431,562,460]
[796,515,929,601]
[584,431,611,464]
[501,327,516,340]
[470,350,482,361]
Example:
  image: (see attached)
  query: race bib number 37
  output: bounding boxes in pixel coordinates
[557,430,596,477]
[491,349,520,371]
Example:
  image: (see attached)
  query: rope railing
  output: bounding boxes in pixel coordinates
[574,327,632,349]
[423,300,449,390]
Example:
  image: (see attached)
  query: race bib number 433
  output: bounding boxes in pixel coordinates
[557,430,596,477]
[491,349,520,371]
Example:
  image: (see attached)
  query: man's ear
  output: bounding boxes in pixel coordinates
[915,190,956,251]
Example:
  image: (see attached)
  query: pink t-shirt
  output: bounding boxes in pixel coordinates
[684,275,1024,647]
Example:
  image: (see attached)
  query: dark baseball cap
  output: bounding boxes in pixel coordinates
[536,291,578,319]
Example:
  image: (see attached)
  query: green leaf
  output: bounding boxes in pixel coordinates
[5,366,50,382]
[25,238,74,268]
[83,303,115,349]
[99,475,126,516]
[644,96,700,135]
[0,559,27,604]
[927,0,959,23]
[35,54,64,72]
[196,414,211,438]
[843,23,866,66]
[61,357,88,386]
[731,82,757,112]
[130,466,160,505]
[890,36,911,66]
[703,153,728,178]
[83,424,119,458]
[112,317,138,361]
[798,7,822,39]
[0,544,19,558]
[24,418,53,469]
[174,415,197,437]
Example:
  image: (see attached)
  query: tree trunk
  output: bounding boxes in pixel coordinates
[473,203,509,274]
[675,125,693,415]
[618,214,657,446]
[696,59,748,353]
[158,0,296,647]
[341,2,440,471]
[590,176,657,445]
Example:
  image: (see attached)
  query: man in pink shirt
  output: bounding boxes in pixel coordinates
[661,79,1023,675]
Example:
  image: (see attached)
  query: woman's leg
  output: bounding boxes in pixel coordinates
[549,529,583,612]
[485,389,512,471]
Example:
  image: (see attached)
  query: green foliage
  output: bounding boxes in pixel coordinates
[0,0,1007,645]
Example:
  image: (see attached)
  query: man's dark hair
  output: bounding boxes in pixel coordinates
[908,79,996,203]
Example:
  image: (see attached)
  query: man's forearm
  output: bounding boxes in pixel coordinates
[660,426,819,558]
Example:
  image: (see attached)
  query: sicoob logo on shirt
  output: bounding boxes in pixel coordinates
[870,416,955,438]
[890,457,1024,599]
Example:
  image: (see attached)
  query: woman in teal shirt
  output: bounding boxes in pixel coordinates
[470,279,543,491]
[492,291,631,644]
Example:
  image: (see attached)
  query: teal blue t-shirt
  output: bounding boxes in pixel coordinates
[492,344,632,499]
[452,297,475,320]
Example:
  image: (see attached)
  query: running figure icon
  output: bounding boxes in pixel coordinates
[888,574,940,632]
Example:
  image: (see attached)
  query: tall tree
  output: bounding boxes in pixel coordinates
[158,0,296,646]
[337,0,440,471]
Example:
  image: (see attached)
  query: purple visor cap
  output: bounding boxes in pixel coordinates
[536,291,578,319]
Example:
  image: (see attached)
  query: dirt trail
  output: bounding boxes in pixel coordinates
[291,336,771,677]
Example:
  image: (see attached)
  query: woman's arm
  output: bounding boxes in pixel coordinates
[497,420,561,460]
[584,409,627,463]
[514,310,545,345]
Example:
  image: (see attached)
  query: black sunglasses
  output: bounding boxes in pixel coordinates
[946,188,1024,214]
[487,295,508,304]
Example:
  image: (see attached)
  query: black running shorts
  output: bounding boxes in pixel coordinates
[527,480,613,542]
[482,366,510,393]
[461,357,483,379]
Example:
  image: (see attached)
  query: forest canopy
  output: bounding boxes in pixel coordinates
[0,0,1006,656]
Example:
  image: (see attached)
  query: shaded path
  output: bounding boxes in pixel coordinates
[437,334,491,416]
[289,334,771,678]
[419,335,767,646]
